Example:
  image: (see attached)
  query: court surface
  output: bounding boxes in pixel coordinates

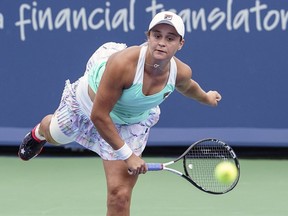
[1,156,287,216]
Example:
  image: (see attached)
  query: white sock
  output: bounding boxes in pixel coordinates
[34,124,46,141]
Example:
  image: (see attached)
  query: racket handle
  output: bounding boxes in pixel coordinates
[147,163,163,171]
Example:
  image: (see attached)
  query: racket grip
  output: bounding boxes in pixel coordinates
[147,163,163,171]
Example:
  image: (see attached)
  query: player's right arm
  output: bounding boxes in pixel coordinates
[90,52,127,150]
[90,47,146,174]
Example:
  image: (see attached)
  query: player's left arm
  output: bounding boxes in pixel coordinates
[175,59,221,106]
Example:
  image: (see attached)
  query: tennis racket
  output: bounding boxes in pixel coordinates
[147,138,240,194]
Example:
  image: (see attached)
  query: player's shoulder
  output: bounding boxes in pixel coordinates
[108,45,141,66]
[105,46,141,86]
[114,45,141,59]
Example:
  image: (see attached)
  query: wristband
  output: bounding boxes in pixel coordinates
[115,143,133,160]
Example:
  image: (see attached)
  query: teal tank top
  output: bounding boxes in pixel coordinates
[88,43,177,124]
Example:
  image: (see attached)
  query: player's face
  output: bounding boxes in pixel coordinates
[148,24,184,60]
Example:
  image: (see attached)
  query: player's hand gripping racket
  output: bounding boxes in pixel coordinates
[147,138,240,194]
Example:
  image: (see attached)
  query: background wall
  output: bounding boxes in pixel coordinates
[0,0,287,147]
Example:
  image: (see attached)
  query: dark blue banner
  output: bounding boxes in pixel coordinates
[1,0,288,146]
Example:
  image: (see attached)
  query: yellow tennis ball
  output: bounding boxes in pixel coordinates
[215,161,238,184]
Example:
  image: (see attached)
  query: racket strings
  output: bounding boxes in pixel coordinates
[184,140,238,193]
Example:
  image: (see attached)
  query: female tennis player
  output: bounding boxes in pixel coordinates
[18,11,221,216]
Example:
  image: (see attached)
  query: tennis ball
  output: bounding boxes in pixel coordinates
[215,161,238,184]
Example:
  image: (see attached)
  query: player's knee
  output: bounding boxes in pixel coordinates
[39,115,60,144]
[107,187,131,212]
[44,114,74,145]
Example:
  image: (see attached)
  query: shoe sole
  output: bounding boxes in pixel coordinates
[18,146,44,161]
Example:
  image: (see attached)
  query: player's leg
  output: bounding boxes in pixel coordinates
[38,114,59,144]
[103,160,138,216]
[18,113,74,161]
[18,78,82,161]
